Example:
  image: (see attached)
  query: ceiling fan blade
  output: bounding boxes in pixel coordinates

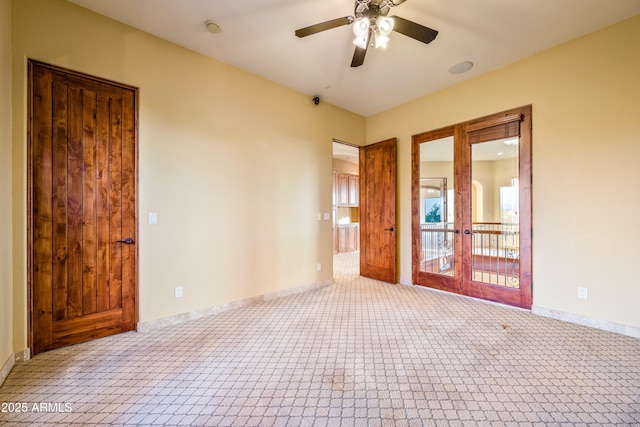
[295,16,352,38]
[351,44,369,67]
[391,15,438,44]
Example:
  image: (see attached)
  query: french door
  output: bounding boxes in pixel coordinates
[411,106,532,309]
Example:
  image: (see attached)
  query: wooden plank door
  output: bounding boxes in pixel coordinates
[29,61,137,355]
[359,138,397,283]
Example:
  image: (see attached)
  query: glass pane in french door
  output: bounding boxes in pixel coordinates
[419,137,455,276]
[470,137,520,288]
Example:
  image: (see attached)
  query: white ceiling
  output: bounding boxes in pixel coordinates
[333,141,360,164]
[68,0,640,117]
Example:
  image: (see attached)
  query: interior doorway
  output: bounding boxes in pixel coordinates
[411,106,532,309]
[332,140,360,278]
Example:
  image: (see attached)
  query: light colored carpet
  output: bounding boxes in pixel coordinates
[1,251,639,426]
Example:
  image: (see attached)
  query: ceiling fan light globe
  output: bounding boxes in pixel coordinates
[374,34,390,48]
[376,16,394,36]
[353,18,370,37]
[353,35,369,49]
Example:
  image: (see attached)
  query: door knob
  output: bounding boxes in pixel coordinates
[384,227,395,232]
[464,230,472,235]
[455,230,460,234]
[116,237,135,245]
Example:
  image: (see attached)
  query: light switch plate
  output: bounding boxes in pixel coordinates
[149,212,158,224]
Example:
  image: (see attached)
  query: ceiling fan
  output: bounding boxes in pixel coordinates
[295,0,438,67]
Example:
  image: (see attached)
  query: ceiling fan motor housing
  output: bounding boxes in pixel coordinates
[356,2,391,21]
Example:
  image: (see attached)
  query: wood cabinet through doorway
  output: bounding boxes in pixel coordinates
[333,171,360,252]
[337,224,360,252]
[336,173,359,207]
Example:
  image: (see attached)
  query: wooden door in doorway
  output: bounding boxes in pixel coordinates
[412,106,532,309]
[462,107,532,308]
[359,138,397,283]
[29,61,138,355]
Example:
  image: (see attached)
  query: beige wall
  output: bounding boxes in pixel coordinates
[7,0,639,358]
[11,0,365,351]
[367,14,640,329]
[1,0,13,369]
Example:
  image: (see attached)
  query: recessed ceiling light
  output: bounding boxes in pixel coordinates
[497,152,504,156]
[205,20,222,34]
[449,61,474,74]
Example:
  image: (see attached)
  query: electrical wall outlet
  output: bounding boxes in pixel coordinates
[174,286,183,298]
[578,287,588,299]
[317,263,322,272]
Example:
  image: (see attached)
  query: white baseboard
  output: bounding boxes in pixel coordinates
[532,305,640,339]
[138,279,333,333]
[14,348,30,362]
[0,352,15,387]
[0,348,30,387]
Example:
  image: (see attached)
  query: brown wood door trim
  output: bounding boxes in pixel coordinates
[28,60,139,355]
